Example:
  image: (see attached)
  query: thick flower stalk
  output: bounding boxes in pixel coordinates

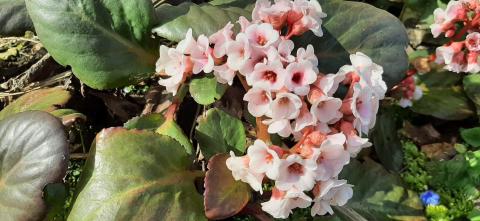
[431,0,480,73]
[155,0,387,218]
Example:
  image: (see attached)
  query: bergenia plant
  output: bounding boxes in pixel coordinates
[431,0,480,73]
[156,0,386,218]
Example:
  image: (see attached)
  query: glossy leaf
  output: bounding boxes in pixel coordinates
[0,87,71,121]
[463,74,480,118]
[339,159,425,221]
[124,113,165,131]
[0,111,68,221]
[0,0,33,36]
[153,2,250,42]
[189,75,227,105]
[195,108,246,159]
[204,154,250,220]
[371,107,404,172]
[461,127,480,148]
[156,119,194,155]
[412,87,475,120]
[294,0,409,88]
[68,128,206,221]
[25,0,158,89]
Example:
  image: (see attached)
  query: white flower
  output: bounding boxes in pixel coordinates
[262,187,312,219]
[285,61,317,96]
[348,52,387,99]
[248,61,287,91]
[191,34,214,74]
[176,28,197,54]
[351,84,379,135]
[209,22,234,58]
[287,0,327,37]
[296,44,318,68]
[253,0,291,29]
[226,151,264,193]
[310,96,343,124]
[312,133,350,181]
[247,139,282,179]
[244,87,272,117]
[213,63,236,85]
[264,118,293,138]
[293,102,316,132]
[269,92,303,120]
[466,32,480,52]
[345,133,371,157]
[245,23,280,49]
[311,179,353,216]
[315,72,347,97]
[157,46,192,95]
[275,154,317,191]
[226,33,252,71]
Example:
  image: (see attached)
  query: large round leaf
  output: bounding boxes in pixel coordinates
[68,127,206,221]
[189,75,227,105]
[294,0,409,88]
[0,111,68,221]
[25,0,158,89]
[338,159,425,221]
[0,87,71,121]
[412,87,475,120]
[0,0,34,36]
[152,2,250,42]
[195,108,246,159]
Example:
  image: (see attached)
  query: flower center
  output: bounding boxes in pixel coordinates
[263,71,277,83]
[288,162,304,175]
[292,72,303,84]
[257,35,267,46]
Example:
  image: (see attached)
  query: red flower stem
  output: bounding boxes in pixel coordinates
[163,84,188,121]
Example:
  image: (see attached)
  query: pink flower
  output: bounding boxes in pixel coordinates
[287,0,327,37]
[176,28,197,54]
[293,102,316,132]
[347,52,387,99]
[213,63,236,85]
[248,61,287,91]
[351,85,379,135]
[466,32,480,52]
[311,133,350,181]
[247,139,282,179]
[269,39,296,63]
[466,51,480,73]
[296,45,318,68]
[190,34,214,74]
[315,72,347,97]
[311,179,353,216]
[435,44,456,65]
[285,61,317,96]
[430,1,465,38]
[226,151,264,193]
[239,46,268,76]
[244,87,272,117]
[261,187,312,219]
[226,33,252,71]
[269,92,303,119]
[245,23,280,49]
[157,46,192,95]
[253,0,291,29]
[345,133,371,157]
[310,96,343,124]
[209,22,234,58]
[275,154,317,191]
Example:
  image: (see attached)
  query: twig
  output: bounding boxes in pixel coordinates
[1,37,40,44]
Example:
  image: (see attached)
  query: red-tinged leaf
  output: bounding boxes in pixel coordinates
[204,153,251,220]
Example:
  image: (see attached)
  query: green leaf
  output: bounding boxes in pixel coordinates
[195,108,246,159]
[189,74,227,105]
[371,107,404,172]
[412,87,474,120]
[0,87,71,121]
[25,0,158,89]
[0,111,68,221]
[68,128,206,221]
[0,0,33,36]
[418,71,462,88]
[294,0,409,88]
[43,183,67,221]
[156,119,194,155]
[124,113,166,131]
[461,127,480,148]
[204,154,250,220]
[463,74,480,118]
[152,2,250,42]
[339,159,425,221]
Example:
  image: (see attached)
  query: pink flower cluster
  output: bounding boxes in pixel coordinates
[431,0,480,73]
[155,0,388,218]
[394,70,423,108]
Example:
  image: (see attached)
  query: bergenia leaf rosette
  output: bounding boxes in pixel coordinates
[430,0,480,73]
[155,0,387,219]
